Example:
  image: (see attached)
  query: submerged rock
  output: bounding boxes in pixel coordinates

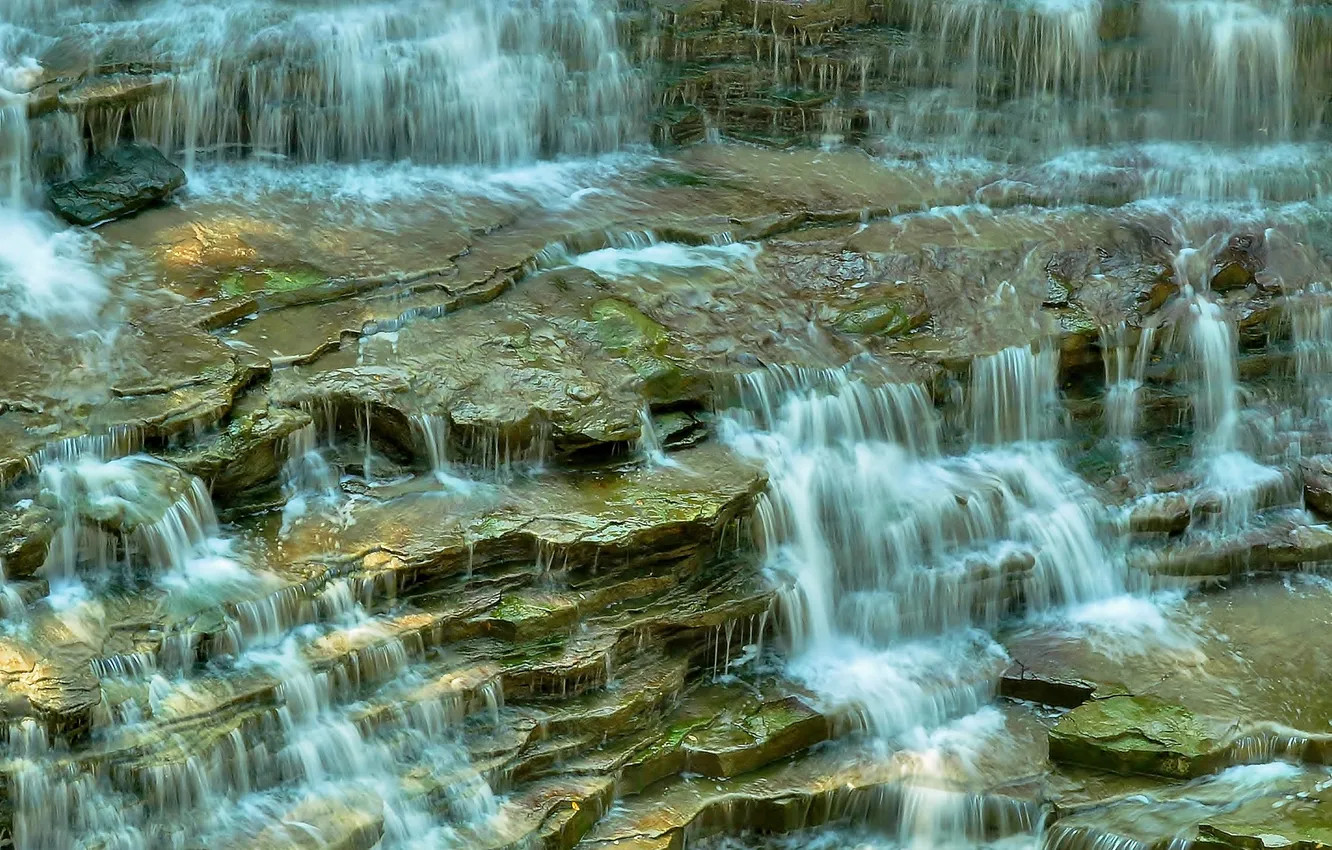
[47,144,186,226]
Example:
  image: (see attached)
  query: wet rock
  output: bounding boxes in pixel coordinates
[1048,695,1222,779]
[54,72,170,114]
[47,144,186,226]
[588,297,699,402]
[1302,456,1332,518]
[582,744,1040,850]
[169,405,313,502]
[243,792,385,850]
[0,638,101,740]
[0,501,55,579]
[1210,234,1264,292]
[999,666,1095,708]
[1196,792,1332,850]
[683,695,831,777]
[1128,494,1191,535]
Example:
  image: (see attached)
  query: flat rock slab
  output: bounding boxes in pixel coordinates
[1002,580,1332,734]
[1049,695,1222,779]
[47,144,186,226]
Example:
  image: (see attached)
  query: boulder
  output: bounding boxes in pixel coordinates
[47,144,186,226]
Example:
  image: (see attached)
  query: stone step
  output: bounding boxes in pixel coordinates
[576,744,1040,850]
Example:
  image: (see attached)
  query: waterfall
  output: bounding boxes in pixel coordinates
[729,351,1124,740]
[1102,324,1157,473]
[637,405,679,469]
[5,0,643,169]
[970,344,1061,444]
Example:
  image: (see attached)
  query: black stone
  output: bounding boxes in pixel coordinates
[47,144,186,226]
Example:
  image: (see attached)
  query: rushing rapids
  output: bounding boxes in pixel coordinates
[6,0,1332,849]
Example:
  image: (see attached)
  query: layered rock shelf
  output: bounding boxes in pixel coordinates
[7,0,1332,849]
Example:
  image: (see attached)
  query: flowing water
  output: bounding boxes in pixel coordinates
[3,0,1332,849]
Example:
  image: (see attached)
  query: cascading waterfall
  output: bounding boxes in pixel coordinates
[7,443,504,850]
[728,346,1125,738]
[2,0,643,170]
[724,349,1131,845]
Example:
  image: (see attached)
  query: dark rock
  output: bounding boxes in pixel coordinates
[47,144,186,226]
[999,666,1095,708]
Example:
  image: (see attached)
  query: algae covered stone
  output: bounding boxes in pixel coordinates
[833,297,912,336]
[1048,694,1221,778]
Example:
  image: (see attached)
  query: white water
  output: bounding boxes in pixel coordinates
[4,0,642,169]
[727,349,1126,744]
[8,439,505,850]
[547,231,762,281]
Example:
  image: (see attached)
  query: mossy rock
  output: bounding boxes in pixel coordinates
[684,696,831,777]
[833,297,913,336]
[220,265,326,297]
[1048,694,1222,779]
[589,298,669,354]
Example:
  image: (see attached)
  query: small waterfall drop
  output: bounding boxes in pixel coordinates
[1102,324,1157,473]
[728,348,1125,742]
[637,405,679,469]
[280,421,343,533]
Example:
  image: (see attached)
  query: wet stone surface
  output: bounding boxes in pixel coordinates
[7,0,1332,844]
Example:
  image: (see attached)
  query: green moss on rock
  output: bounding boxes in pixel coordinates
[833,297,912,336]
[1048,694,1221,779]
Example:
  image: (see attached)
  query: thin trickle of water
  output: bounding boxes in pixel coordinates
[1290,286,1332,425]
[637,404,679,469]
[1102,325,1157,445]
[0,557,24,622]
[1187,295,1242,455]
